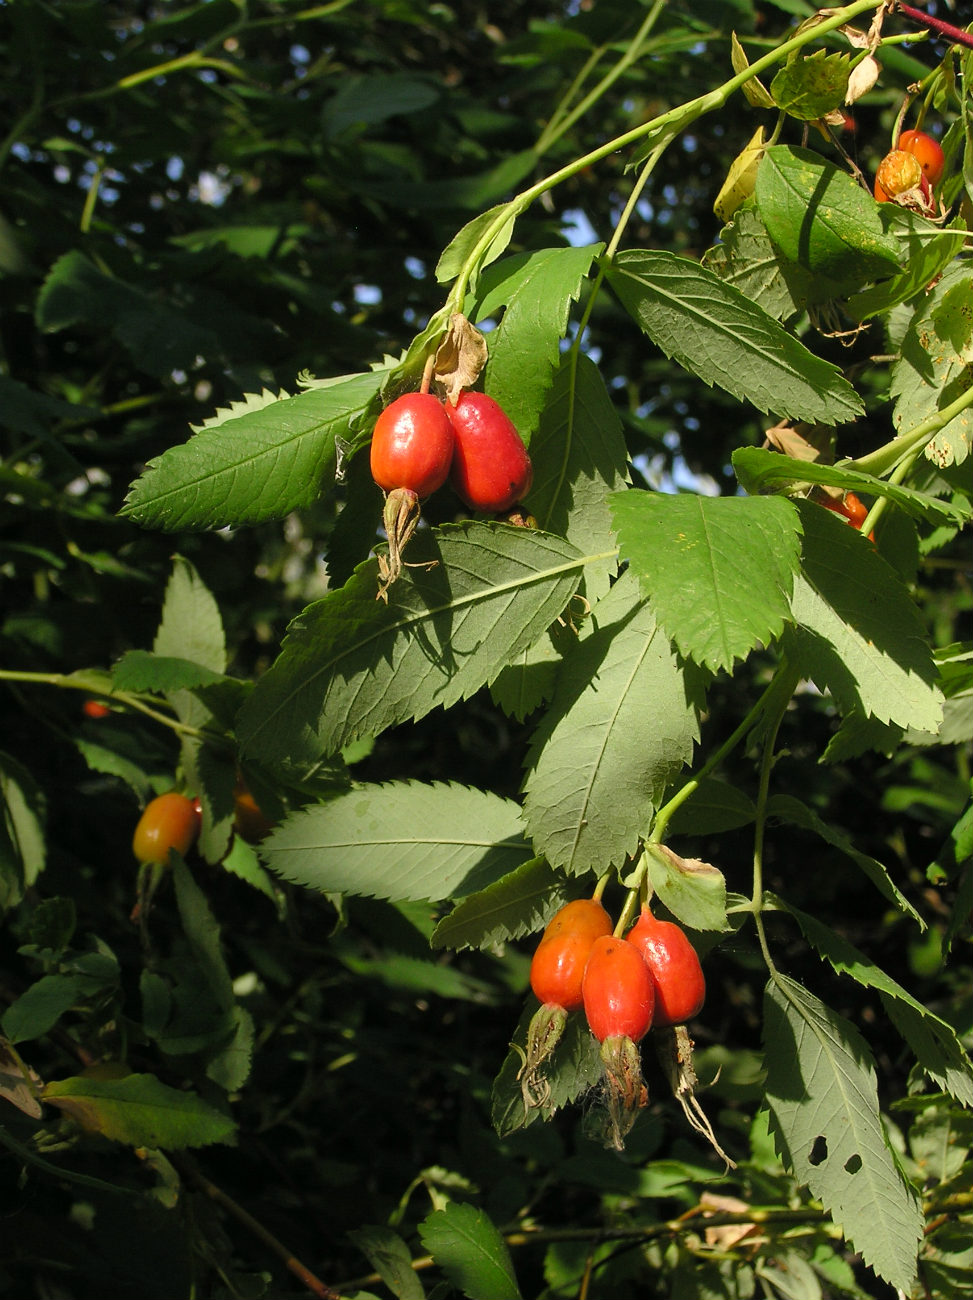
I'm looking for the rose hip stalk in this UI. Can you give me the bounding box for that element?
[581,934,656,1149]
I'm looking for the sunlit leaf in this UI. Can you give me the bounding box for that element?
[260,782,530,903]
[763,976,923,1293]
[605,249,863,423]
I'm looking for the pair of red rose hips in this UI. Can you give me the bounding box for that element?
[370,389,533,515]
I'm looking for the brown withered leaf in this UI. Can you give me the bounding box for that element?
[433,312,488,405]
[764,420,834,464]
[846,54,880,105]
[699,1192,762,1251]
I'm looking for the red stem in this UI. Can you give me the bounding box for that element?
[895,3,973,50]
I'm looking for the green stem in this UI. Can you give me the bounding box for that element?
[749,661,801,975]
[535,45,609,156]
[846,383,973,478]
[0,1125,131,1198]
[650,664,798,847]
[0,669,213,743]
[449,0,883,311]
[535,0,670,156]
[79,163,103,234]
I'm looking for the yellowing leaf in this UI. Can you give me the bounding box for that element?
[714,126,767,222]
[43,1073,236,1149]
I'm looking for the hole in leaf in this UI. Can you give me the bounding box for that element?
[808,1135,827,1166]
[844,1153,862,1175]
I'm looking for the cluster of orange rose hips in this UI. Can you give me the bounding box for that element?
[520,895,707,1144]
[370,389,532,515]
[529,896,706,1047]
[873,127,945,211]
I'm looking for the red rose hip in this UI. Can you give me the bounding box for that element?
[897,129,944,185]
[370,393,454,498]
[530,898,613,1012]
[582,935,655,1043]
[626,905,705,1028]
[132,791,201,866]
[445,391,533,513]
[874,150,930,204]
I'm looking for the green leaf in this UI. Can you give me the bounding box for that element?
[218,834,279,904]
[122,370,384,530]
[43,1073,236,1149]
[766,793,923,924]
[933,279,973,362]
[665,779,756,836]
[259,782,530,903]
[237,523,589,770]
[703,205,826,322]
[74,718,174,805]
[763,976,922,1293]
[846,213,967,321]
[604,249,863,424]
[730,31,775,109]
[337,949,498,1002]
[353,150,539,214]
[418,1202,522,1300]
[523,572,698,875]
[173,859,234,1010]
[152,558,226,786]
[785,502,944,734]
[770,51,849,120]
[0,373,97,441]
[431,857,578,951]
[1,974,83,1044]
[755,147,902,282]
[490,354,628,716]
[645,844,729,932]
[349,1226,426,1300]
[476,245,600,439]
[890,264,973,470]
[610,491,802,672]
[732,447,969,528]
[927,799,973,957]
[435,202,521,290]
[491,1005,602,1137]
[322,73,439,136]
[153,555,225,676]
[0,750,46,913]
[112,650,228,693]
[780,901,973,1105]
[524,352,630,600]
